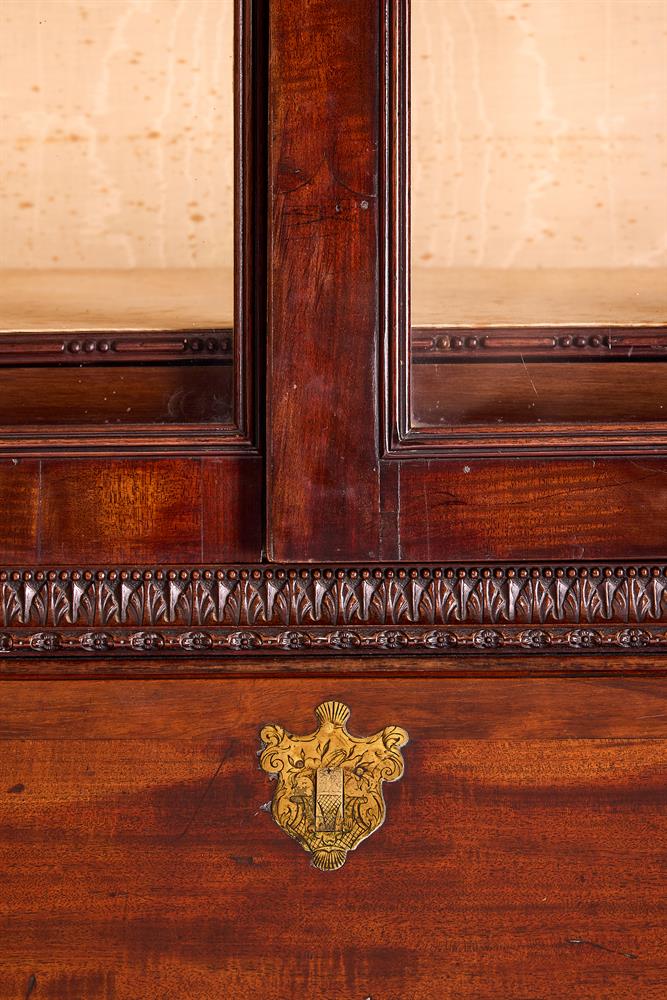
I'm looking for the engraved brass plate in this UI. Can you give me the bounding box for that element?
[259,701,408,870]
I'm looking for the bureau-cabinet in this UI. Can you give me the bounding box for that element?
[0,2,665,998]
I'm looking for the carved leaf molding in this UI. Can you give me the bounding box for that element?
[0,565,665,653]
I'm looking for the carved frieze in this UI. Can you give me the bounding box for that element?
[0,564,665,654]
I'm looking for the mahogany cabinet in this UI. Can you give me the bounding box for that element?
[1,2,665,998]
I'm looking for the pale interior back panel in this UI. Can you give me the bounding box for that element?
[1,0,234,272]
[411,0,667,274]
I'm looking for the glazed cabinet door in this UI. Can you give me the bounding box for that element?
[0,0,264,568]
[267,0,667,579]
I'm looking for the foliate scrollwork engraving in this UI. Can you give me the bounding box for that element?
[259,702,408,870]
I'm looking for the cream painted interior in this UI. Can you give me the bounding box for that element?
[1,0,233,328]
[411,0,667,324]
[3,1,665,330]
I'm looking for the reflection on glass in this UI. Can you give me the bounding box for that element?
[0,0,234,427]
[411,0,667,430]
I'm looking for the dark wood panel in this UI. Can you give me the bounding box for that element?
[397,459,667,561]
[0,678,664,999]
[267,0,381,561]
[412,362,667,427]
[202,456,263,562]
[0,365,233,426]
[0,458,40,562]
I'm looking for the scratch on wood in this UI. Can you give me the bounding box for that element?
[520,353,539,397]
[567,937,638,959]
[628,460,667,479]
[25,974,37,999]
[174,742,233,841]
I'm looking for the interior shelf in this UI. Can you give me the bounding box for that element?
[0,269,235,429]
[411,267,667,330]
[0,268,234,333]
[410,269,667,430]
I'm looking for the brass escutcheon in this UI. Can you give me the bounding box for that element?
[259,701,408,870]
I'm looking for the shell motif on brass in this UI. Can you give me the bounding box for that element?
[259,701,408,870]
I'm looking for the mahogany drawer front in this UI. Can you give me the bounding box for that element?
[1,676,665,1000]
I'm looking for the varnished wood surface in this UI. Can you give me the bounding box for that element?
[0,677,664,999]
[267,0,381,561]
[395,459,667,561]
[41,457,262,564]
[0,459,40,562]
[0,269,233,332]
[412,361,667,427]
[1,653,666,681]
[0,456,262,564]
[0,365,233,426]
[412,268,667,329]
[1,677,665,739]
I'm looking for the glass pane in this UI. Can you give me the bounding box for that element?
[411,0,667,432]
[0,0,234,429]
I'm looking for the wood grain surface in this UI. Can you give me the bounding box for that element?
[2,652,667,681]
[412,362,667,427]
[0,677,665,999]
[0,459,40,562]
[267,0,381,561]
[396,458,667,561]
[0,455,262,564]
[0,366,233,427]
[41,457,262,564]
